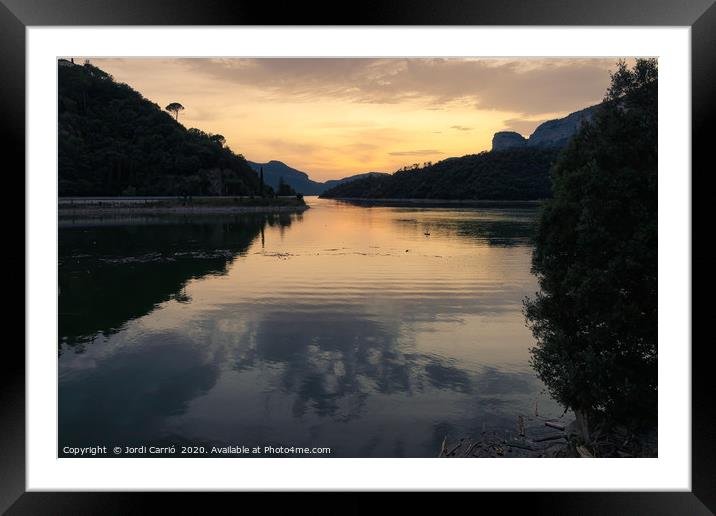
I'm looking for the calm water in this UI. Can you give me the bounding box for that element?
[58,197,563,457]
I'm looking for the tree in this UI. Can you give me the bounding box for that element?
[165,102,185,121]
[58,63,264,196]
[276,176,296,196]
[523,59,658,433]
[187,127,208,138]
[210,134,226,147]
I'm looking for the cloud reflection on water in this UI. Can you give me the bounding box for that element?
[58,200,563,457]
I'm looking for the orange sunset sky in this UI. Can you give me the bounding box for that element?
[85,58,625,182]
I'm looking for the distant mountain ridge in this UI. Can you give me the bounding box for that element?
[492,104,599,151]
[248,160,388,195]
[247,160,324,195]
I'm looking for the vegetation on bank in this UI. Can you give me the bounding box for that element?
[524,59,658,447]
[58,61,271,198]
[320,146,562,201]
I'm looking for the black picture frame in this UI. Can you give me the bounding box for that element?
[3,0,712,512]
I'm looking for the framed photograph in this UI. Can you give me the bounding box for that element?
[6,0,712,512]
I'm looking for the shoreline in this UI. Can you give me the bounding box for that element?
[439,414,657,458]
[59,205,309,216]
[58,196,309,216]
[321,197,544,208]
[439,416,576,458]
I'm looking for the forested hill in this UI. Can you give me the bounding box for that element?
[319,147,562,201]
[58,61,264,196]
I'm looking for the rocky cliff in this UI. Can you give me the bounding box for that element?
[491,131,527,151]
[491,104,599,152]
[527,105,598,148]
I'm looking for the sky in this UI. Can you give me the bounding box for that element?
[86,58,624,182]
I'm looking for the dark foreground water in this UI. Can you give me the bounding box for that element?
[58,197,563,457]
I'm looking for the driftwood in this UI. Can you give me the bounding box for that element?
[576,445,594,458]
[517,415,525,437]
[533,434,566,443]
[439,407,580,458]
[465,442,480,456]
[447,439,464,456]
[505,441,535,451]
[439,436,448,457]
[439,409,655,457]
[545,421,566,431]
[439,437,477,457]
[439,431,567,458]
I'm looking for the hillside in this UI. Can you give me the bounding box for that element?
[320,147,561,201]
[321,172,390,191]
[248,160,389,195]
[58,60,265,197]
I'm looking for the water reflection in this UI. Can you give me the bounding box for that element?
[59,331,222,446]
[59,213,298,349]
[391,210,536,247]
[58,198,563,457]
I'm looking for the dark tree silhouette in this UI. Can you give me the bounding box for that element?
[524,59,658,435]
[165,102,185,122]
[210,134,226,147]
[58,63,264,196]
[276,176,297,196]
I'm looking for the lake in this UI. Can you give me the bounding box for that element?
[58,196,564,457]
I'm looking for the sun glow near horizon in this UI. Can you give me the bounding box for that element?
[84,57,620,182]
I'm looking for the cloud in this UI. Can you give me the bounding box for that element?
[179,57,620,115]
[87,57,630,180]
[258,138,321,155]
[317,121,380,129]
[388,150,444,157]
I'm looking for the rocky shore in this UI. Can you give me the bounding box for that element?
[439,413,657,458]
